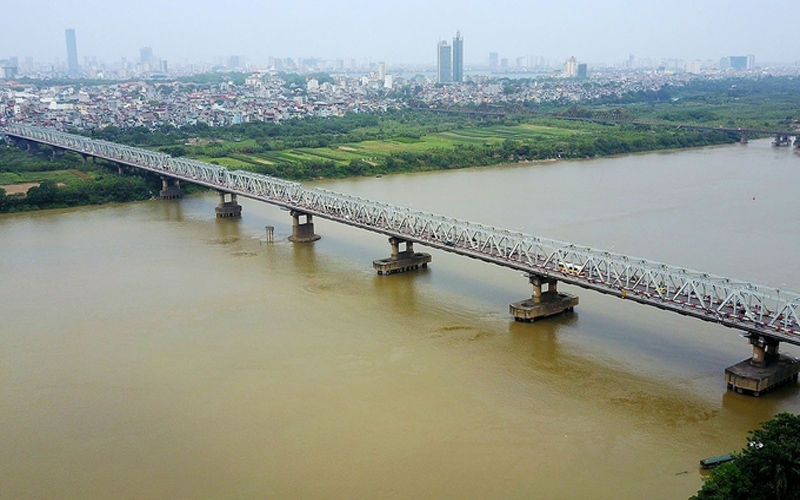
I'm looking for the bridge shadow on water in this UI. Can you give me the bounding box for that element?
[504,314,733,429]
[291,240,321,275]
[506,312,577,369]
[369,267,432,313]
[721,380,800,421]
[156,198,185,222]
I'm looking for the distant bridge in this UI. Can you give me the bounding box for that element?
[5,123,800,394]
[554,111,800,146]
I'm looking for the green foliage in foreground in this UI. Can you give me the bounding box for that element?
[0,145,157,213]
[692,412,800,500]
[0,177,152,213]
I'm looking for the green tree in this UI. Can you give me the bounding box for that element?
[693,413,800,500]
[24,181,59,207]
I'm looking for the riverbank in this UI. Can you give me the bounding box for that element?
[173,119,740,180]
[1,99,771,214]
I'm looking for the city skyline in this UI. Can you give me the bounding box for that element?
[2,0,797,67]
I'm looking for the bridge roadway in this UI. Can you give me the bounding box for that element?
[5,123,800,348]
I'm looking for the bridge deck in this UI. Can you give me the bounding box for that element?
[5,124,800,346]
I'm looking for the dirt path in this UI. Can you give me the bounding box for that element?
[69,169,91,180]
[0,183,39,195]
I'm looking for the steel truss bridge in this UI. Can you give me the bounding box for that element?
[5,123,800,347]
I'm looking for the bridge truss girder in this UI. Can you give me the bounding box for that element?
[5,123,800,345]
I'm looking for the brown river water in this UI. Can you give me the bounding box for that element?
[2,139,800,499]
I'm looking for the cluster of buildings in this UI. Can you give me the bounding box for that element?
[0,73,402,130]
[414,70,696,108]
[2,65,727,132]
[0,28,792,132]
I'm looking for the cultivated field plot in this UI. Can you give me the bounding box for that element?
[0,169,88,186]
[221,123,590,169]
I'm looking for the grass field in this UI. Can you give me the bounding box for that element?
[178,119,661,175]
[193,156,257,169]
[229,123,592,167]
[0,169,87,185]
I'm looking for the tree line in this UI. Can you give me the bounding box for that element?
[0,145,156,213]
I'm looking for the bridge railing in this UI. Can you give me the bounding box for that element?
[5,123,800,343]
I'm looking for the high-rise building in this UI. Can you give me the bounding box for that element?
[437,40,452,84]
[0,61,18,80]
[140,46,154,65]
[564,56,577,77]
[65,28,79,76]
[729,56,747,70]
[489,52,499,69]
[577,63,588,79]
[452,31,463,82]
[722,55,750,71]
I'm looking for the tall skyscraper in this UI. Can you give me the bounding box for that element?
[729,56,748,70]
[65,28,79,76]
[140,46,154,65]
[489,52,499,69]
[437,40,452,84]
[452,31,463,83]
[564,56,577,77]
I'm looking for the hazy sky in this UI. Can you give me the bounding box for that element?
[3,0,793,66]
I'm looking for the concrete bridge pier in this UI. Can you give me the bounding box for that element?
[739,131,748,144]
[215,191,242,218]
[373,237,431,275]
[773,134,790,146]
[794,136,800,148]
[724,335,799,396]
[288,210,321,242]
[509,274,579,321]
[159,177,184,199]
